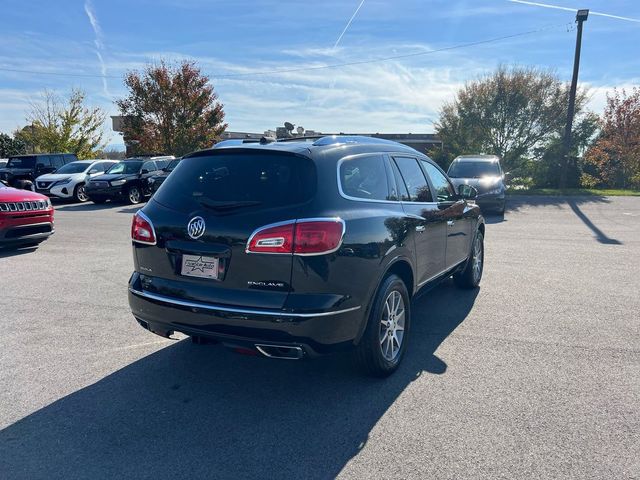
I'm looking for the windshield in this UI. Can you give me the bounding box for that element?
[54,162,90,174]
[6,156,36,168]
[165,159,180,171]
[154,153,316,211]
[448,160,501,178]
[106,161,142,175]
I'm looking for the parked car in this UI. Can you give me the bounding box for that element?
[128,136,484,377]
[85,158,167,205]
[34,159,118,202]
[147,157,182,194]
[0,153,78,190]
[447,155,506,214]
[0,184,54,248]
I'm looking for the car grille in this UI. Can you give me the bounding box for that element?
[0,200,49,212]
[37,181,52,189]
[91,181,109,188]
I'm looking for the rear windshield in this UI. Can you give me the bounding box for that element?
[107,161,142,175]
[154,152,316,210]
[7,156,36,168]
[448,160,500,178]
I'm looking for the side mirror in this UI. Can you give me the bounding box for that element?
[141,169,149,174]
[458,184,477,200]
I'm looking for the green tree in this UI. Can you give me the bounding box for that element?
[15,89,106,159]
[433,66,591,185]
[115,60,227,157]
[0,132,26,157]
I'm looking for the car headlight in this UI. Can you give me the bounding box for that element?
[52,177,72,187]
[110,179,127,186]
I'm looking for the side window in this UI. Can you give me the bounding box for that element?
[142,161,156,173]
[422,161,456,202]
[339,155,391,201]
[393,157,432,202]
[36,156,52,168]
[52,155,64,168]
[63,154,76,164]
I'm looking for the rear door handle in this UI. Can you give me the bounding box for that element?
[415,225,426,232]
[447,220,455,226]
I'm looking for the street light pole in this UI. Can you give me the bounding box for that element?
[560,8,589,189]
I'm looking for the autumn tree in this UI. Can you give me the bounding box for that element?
[116,60,227,156]
[583,88,640,189]
[433,66,591,185]
[15,89,106,159]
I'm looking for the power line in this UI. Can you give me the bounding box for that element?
[0,23,570,81]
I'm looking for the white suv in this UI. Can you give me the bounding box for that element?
[34,159,118,202]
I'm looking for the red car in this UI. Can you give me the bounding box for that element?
[0,183,54,248]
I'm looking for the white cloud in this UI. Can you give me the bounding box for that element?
[84,0,110,98]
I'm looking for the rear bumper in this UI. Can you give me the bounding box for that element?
[128,274,365,355]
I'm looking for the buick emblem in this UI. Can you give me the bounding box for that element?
[187,216,206,240]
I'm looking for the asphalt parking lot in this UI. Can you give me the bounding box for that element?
[1,196,639,479]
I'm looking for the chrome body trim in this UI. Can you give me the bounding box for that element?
[129,287,361,318]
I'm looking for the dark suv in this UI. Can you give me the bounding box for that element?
[128,136,484,376]
[0,153,78,190]
[85,158,168,204]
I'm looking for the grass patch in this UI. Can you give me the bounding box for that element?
[507,188,640,197]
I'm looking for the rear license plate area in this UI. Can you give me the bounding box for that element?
[181,254,219,280]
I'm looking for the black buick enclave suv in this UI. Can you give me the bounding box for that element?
[128,136,485,376]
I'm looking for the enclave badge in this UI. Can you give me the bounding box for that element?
[187,216,206,240]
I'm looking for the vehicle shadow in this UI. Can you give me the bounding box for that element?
[54,202,144,214]
[505,195,622,245]
[0,245,39,258]
[0,281,478,479]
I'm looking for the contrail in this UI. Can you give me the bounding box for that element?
[84,0,111,96]
[333,0,366,48]
[508,0,640,23]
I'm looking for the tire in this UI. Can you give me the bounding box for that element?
[91,196,107,204]
[73,183,89,203]
[356,274,410,377]
[126,185,142,205]
[454,230,484,289]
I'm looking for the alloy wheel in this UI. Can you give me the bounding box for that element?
[379,290,405,361]
[472,234,483,283]
[76,185,88,202]
[129,187,141,204]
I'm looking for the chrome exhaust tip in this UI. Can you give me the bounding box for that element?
[255,344,304,360]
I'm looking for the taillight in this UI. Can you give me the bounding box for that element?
[246,218,344,255]
[246,222,294,254]
[293,220,344,255]
[131,211,156,245]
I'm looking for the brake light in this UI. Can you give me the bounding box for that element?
[131,212,156,245]
[294,220,344,255]
[246,222,294,254]
[246,218,344,255]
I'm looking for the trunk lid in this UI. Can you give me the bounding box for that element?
[134,149,317,309]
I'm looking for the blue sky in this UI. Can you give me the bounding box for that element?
[0,0,639,149]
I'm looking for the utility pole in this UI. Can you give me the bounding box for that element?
[560,8,589,189]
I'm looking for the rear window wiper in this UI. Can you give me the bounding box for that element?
[198,199,262,211]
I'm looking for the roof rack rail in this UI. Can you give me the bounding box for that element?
[311,135,404,147]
